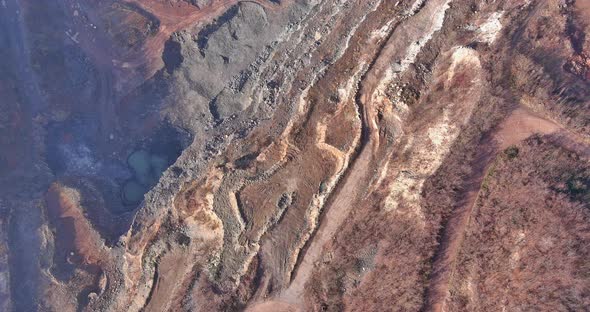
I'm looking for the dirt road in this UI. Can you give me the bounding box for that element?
[424,107,589,312]
[277,0,453,306]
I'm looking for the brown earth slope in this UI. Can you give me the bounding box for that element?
[0,0,589,311]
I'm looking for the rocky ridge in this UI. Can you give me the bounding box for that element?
[0,0,589,311]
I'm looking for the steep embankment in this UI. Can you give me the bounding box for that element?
[1,0,589,311]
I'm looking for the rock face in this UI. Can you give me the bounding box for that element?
[163,1,305,126]
[0,0,589,311]
[188,0,214,8]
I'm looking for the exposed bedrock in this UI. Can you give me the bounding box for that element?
[1,0,589,311]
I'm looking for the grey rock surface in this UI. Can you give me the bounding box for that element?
[163,2,309,128]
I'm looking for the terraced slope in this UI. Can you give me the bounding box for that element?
[0,0,588,311]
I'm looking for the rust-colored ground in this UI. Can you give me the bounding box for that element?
[3,0,590,311]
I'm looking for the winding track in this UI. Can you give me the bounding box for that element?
[280,0,453,306]
[5,0,589,310]
[424,107,590,312]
